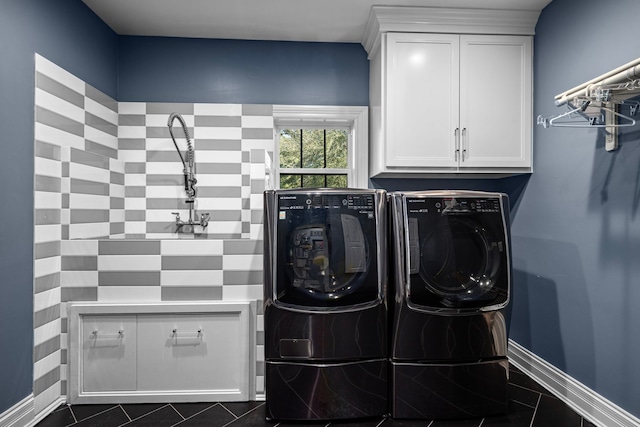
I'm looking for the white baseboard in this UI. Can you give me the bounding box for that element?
[0,395,34,427]
[508,339,640,427]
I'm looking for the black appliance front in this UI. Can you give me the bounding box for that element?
[264,189,387,421]
[389,190,511,419]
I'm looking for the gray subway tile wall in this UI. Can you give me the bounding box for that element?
[33,54,271,418]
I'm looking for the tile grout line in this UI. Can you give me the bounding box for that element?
[168,403,187,421]
[218,402,240,419]
[67,405,78,425]
[529,393,543,427]
[220,402,266,427]
[118,404,133,422]
[118,404,173,427]
[169,402,221,426]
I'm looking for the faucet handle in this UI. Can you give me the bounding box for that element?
[200,212,210,227]
[171,212,181,224]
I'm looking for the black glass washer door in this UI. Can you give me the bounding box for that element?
[275,192,381,310]
[406,196,509,311]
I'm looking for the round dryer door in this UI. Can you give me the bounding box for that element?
[406,196,509,311]
[274,192,382,310]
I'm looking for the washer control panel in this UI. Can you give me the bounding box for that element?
[406,196,501,214]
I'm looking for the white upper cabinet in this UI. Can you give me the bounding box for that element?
[459,35,532,170]
[365,7,537,177]
[385,33,460,169]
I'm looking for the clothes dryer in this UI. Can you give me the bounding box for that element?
[389,190,511,419]
[264,189,388,421]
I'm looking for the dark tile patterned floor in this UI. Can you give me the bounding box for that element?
[36,366,597,427]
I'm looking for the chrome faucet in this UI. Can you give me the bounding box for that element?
[167,113,209,231]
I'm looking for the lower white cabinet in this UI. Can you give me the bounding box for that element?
[137,314,246,392]
[68,302,255,404]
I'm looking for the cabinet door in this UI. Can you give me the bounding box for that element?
[82,315,137,392]
[385,33,459,168]
[137,314,249,394]
[459,35,532,168]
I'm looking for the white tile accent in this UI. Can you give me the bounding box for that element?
[193,174,243,187]
[34,320,61,347]
[34,382,63,416]
[161,239,224,255]
[256,345,265,362]
[85,126,118,150]
[34,288,61,313]
[60,271,99,287]
[35,191,61,210]
[195,150,243,163]
[61,240,98,255]
[223,284,263,301]
[145,186,183,199]
[124,198,146,210]
[69,163,111,183]
[34,350,61,381]
[118,150,147,162]
[98,255,161,271]
[161,270,223,286]
[35,123,84,150]
[223,254,263,271]
[124,222,147,235]
[110,184,125,199]
[118,102,146,115]
[85,97,118,125]
[118,125,147,139]
[98,286,161,302]
[110,158,125,174]
[34,225,62,244]
[123,173,146,190]
[68,194,110,210]
[196,198,243,210]
[35,157,62,179]
[147,137,178,151]
[68,223,110,240]
[194,103,242,116]
[242,116,274,128]
[35,88,84,124]
[145,162,183,175]
[242,139,275,150]
[148,113,194,127]
[256,314,264,331]
[34,257,62,280]
[110,210,125,222]
[36,54,85,95]
[194,127,242,140]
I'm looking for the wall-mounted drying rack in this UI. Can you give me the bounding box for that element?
[537,57,640,151]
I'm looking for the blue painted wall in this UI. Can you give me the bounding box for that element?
[4,0,640,420]
[510,0,640,417]
[0,0,117,414]
[118,36,369,105]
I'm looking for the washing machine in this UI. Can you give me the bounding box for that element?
[389,190,511,419]
[263,188,388,421]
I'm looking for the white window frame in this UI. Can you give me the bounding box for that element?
[272,105,369,189]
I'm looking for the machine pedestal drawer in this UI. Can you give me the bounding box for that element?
[266,359,388,421]
[391,358,508,419]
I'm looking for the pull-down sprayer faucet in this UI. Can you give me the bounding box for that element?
[167,113,209,230]
[167,112,196,201]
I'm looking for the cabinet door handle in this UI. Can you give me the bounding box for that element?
[454,128,460,161]
[171,328,203,336]
[461,128,467,162]
[91,330,124,338]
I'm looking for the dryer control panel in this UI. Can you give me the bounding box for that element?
[407,197,501,215]
[278,193,374,211]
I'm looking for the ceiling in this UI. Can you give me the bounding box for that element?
[82,0,553,44]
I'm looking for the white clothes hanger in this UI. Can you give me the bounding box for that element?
[537,98,636,128]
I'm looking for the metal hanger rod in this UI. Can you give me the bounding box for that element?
[555,57,640,106]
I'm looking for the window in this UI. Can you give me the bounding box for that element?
[273,106,369,189]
